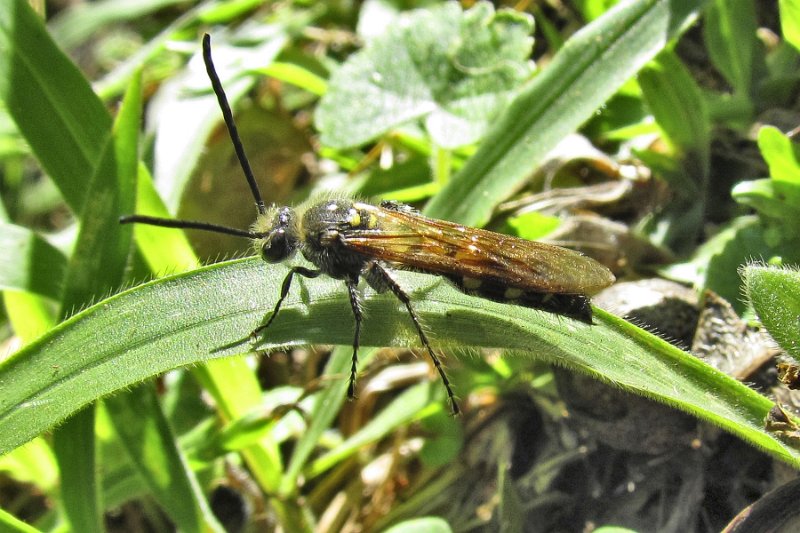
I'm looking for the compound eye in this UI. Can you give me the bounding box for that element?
[261,229,292,263]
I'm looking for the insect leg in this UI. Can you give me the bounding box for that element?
[369,263,460,415]
[251,266,322,339]
[345,278,363,401]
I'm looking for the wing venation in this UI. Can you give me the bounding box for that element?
[340,205,614,295]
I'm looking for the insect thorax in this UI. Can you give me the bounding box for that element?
[299,200,377,279]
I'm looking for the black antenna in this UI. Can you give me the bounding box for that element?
[202,33,267,215]
[120,34,270,239]
[119,215,262,238]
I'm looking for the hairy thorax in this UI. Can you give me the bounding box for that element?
[299,199,376,280]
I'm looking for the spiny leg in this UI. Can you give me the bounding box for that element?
[370,263,460,415]
[345,278,363,400]
[251,266,321,339]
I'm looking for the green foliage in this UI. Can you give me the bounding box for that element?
[781,0,800,51]
[0,0,111,211]
[638,50,710,251]
[2,0,800,531]
[743,264,800,360]
[704,0,759,96]
[733,126,800,227]
[4,257,791,465]
[424,0,704,226]
[316,3,535,149]
[0,224,65,299]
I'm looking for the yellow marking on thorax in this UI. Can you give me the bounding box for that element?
[347,208,361,227]
[351,203,380,229]
[346,207,379,229]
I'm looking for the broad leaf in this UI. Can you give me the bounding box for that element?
[316,2,535,149]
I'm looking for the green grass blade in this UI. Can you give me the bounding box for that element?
[278,345,363,497]
[703,0,757,95]
[51,68,141,533]
[0,506,41,533]
[0,223,66,300]
[0,0,111,212]
[129,140,289,518]
[639,50,710,160]
[307,382,438,478]
[638,50,710,250]
[2,291,57,346]
[59,72,139,314]
[0,259,795,466]
[104,384,224,532]
[129,172,289,502]
[48,0,188,48]
[52,408,100,532]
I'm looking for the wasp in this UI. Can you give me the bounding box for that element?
[121,35,615,415]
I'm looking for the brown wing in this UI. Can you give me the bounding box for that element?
[341,203,615,295]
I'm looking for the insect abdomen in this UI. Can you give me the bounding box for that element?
[448,275,593,323]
